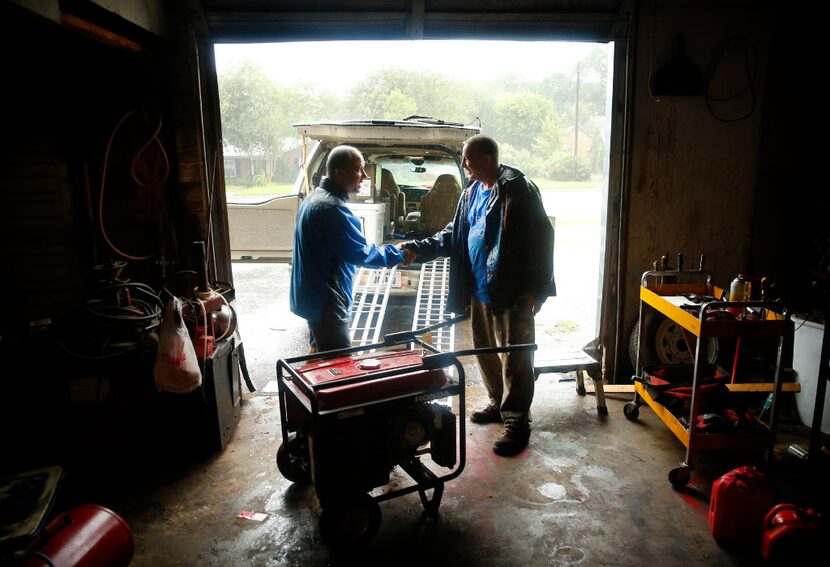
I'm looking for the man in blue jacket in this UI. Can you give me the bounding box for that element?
[290,145,405,352]
[401,134,555,456]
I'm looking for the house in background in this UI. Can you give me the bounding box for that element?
[562,125,593,157]
[223,146,302,184]
[222,146,266,181]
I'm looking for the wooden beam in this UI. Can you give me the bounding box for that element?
[60,12,142,52]
[584,383,801,394]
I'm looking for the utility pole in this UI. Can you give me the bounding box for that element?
[573,61,581,180]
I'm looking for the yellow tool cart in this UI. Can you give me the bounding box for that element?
[624,268,798,488]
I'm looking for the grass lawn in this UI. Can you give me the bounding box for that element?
[225,183,295,196]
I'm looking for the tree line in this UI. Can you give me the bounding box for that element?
[218,45,608,184]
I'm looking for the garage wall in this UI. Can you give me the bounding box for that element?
[616,0,772,378]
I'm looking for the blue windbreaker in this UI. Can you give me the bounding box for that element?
[290,177,403,324]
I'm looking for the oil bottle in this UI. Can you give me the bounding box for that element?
[730,274,748,302]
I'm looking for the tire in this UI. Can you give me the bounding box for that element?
[629,312,719,370]
[319,493,382,549]
[276,433,310,484]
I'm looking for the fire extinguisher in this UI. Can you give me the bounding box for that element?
[19,504,134,567]
[761,503,825,564]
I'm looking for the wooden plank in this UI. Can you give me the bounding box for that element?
[586,384,634,393]
[727,383,800,393]
[60,13,143,52]
[535,360,597,371]
[586,383,800,394]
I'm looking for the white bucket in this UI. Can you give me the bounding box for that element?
[792,315,830,435]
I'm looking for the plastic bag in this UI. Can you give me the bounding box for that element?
[153,297,202,393]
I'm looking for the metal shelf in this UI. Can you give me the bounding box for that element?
[625,269,793,488]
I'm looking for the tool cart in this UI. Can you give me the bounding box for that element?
[624,269,795,488]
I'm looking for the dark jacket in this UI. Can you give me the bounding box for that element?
[409,164,555,314]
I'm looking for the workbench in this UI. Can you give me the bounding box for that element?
[535,348,607,415]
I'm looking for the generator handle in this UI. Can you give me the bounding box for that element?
[276,358,318,412]
[422,343,537,370]
[382,311,470,345]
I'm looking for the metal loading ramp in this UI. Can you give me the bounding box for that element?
[412,258,456,356]
[350,266,398,347]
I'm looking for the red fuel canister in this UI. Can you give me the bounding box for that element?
[21,504,134,567]
[761,503,824,564]
[708,465,775,545]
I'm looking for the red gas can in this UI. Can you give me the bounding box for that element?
[761,503,824,564]
[21,504,134,567]
[708,465,775,545]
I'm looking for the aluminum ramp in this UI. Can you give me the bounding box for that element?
[350,266,398,347]
[412,258,456,356]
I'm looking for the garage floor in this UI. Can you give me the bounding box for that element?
[53,264,827,567]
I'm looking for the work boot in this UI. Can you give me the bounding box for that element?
[470,403,502,424]
[492,417,531,456]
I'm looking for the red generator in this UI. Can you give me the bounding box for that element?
[276,326,533,547]
[708,464,775,545]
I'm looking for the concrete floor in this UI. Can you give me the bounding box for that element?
[55,263,827,566]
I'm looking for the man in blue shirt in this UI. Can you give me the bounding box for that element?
[401,134,555,456]
[290,145,405,352]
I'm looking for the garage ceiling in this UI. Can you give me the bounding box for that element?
[194,0,633,42]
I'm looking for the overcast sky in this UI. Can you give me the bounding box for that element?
[214,40,601,91]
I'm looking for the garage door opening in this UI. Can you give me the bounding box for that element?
[214,39,614,382]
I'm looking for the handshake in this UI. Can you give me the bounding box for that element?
[395,242,417,266]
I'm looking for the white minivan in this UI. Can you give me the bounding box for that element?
[228,117,480,261]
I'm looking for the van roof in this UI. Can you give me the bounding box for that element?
[294,118,481,150]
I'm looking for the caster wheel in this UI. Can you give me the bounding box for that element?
[623,402,639,421]
[576,384,587,396]
[668,465,692,489]
[320,493,381,549]
[276,433,310,484]
[597,406,608,416]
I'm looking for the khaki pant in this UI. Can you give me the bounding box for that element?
[470,297,536,420]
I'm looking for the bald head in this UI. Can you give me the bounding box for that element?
[464,134,499,164]
[462,134,500,186]
[326,145,366,194]
[327,145,362,177]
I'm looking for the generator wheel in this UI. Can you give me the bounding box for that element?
[319,493,381,549]
[276,433,310,484]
